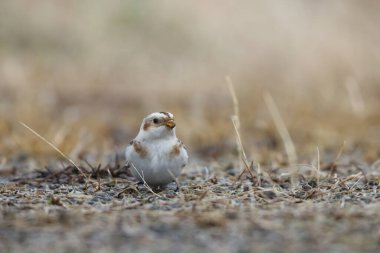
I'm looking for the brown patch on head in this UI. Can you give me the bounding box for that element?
[143,122,151,131]
[170,143,181,157]
[133,141,148,158]
[160,112,172,119]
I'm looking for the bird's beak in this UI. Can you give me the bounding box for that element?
[165,119,176,129]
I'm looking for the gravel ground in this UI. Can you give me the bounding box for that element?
[1,156,380,253]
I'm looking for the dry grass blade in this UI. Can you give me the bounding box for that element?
[19,122,88,179]
[226,76,242,164]
[166,168,182,193]
[263,92,298,186]
[257,162,262,187]
[95,164,101,192]
[325,141,346,176]
[130,163,161,198]
[231,118,255,181]
[345,78,366,117]
[226,76,240,127]
[334,141,346,163]
[117,184,140,198]
[317,146,320,187]
[0,157,6,170]
[226,76,256,181]
[341,172,362,183]
[197,190,208,201]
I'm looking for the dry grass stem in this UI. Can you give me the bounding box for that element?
[19,122,88,179]
[0,157,6,170]
[226,76,240,128]
[317,146,320,187]
[345,78,366,117]
[371,159,380,172]
[226,76,256,181]
[340,172,362,184]
[130,163,161,197]
[231,118,255,181]
[263,92,298,186]
[334,141,346,163]
[95,164,101,192]
[166,168,182,193]
[226,76,243,167]
[117,184,140,197]
[326,141,346,176]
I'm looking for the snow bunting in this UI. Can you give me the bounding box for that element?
[125,112,188,186]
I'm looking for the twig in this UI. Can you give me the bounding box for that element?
[331,172,363,190]
[263,92,298,187]
[341,172,362,184]
[117,183,140,198]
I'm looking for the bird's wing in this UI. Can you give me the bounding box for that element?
[177,138,187,151]
[125,140,135,161]
[124,140,135,177]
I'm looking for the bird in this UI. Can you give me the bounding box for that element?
[125,112,188,187]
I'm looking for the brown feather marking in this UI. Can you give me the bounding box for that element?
[160,112,172,118]
[170,142,181,157]
[179,140,186,150]
[133,141,148,158]
[143,122,151,131]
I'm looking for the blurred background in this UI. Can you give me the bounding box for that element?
[1,1,380,167]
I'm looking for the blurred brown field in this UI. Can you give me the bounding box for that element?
[1,1,380,164]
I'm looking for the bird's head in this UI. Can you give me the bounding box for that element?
[137,112,176,140]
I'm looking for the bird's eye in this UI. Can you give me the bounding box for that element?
[153,118,159,124]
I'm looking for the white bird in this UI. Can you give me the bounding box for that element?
[125,112,188,186]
